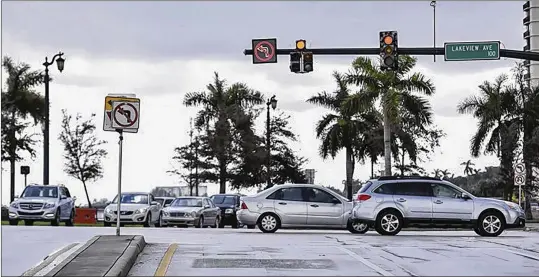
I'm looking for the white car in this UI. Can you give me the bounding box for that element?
[103,192,163,227]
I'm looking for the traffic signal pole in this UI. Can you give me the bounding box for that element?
[244,47,539,61]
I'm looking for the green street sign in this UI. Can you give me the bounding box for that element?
[444,41,500,61]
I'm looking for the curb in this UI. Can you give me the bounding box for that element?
[21,243,79,276]
[44,236,101,276]
[104,235,146,277]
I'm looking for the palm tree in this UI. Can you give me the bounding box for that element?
[1,56,46,202]
[183,72,263,193]
[345,55,436,176]
[306,71,377,200]
[457,74,519,200]
[460,160,476,176]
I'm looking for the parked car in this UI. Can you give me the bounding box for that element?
[8,184,76,226]
[351,176,526,237]
[210,194,242,228]
[155,196,175,207]
[237,183,367,233]
[161,196,221,228]
[103,192,163,227]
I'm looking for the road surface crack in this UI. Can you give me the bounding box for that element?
[380,248,429,262]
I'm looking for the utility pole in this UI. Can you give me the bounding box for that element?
[431,1,437,62]
[189,118,194,196]
[266,95,277,188]
[194,128,199,196]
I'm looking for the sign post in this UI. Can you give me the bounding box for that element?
[103,94,140,236]
[514,162,526,207]
[444,41,501,61]
[20,166,30,187]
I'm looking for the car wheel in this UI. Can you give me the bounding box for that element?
[143,213,152,227]
[196,216,204,228]
[347,219,369,234]
[258,213,279,233]
[155,212,163,228]
[9,219,18,226]
[231,221,238,229]
[477,211,505,237]
[65,210,75,226]
[104,221,111,227]
[375,210,403,236]
[51,209,61,226]
[212,217,220,228]
[24,220,34,226]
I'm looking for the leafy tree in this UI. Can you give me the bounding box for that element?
[58,109,108,208]
[183,72,263,193]
[1,56,46,202]
[306,71,377,200]
[461,160,476,176]
[345,55,436,176]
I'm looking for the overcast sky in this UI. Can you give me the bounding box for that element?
[1,1,525,204]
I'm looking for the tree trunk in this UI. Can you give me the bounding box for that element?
[81,180,92,208]
[400,145,405,176]
[10,157,16,203]
[219,159,227,194]
[370,157,374,178]
[345,147,354,201]
[382,105,392,176]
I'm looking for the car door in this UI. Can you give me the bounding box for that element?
[268,187,308,226]
[59,188,69,218]
[431,183,474,222]
[149,194,159,221]
[305,187,344,227]
[202,199,213,224]
[391,182,433,223]
[208,198,219,218]
[63,188,74,216]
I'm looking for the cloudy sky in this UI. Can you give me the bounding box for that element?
[1,1,525,205]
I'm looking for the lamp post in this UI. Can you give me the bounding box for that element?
[42,52,65,186]
[266,95,277,188]
[430,1,437,62]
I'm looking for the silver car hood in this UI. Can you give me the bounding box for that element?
[16,198,56,205]
[164,206,202,213]
[105,203,149,211]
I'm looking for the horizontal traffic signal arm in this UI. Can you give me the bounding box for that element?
[244,47,539,61]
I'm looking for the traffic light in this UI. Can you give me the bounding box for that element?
[296,39,306,51]
[290,52,301,73]
[302,52,313,72]
[379,31,398,71]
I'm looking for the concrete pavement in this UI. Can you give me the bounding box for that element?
[3,226,539,276]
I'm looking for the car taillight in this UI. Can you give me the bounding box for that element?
[357,194,371,202]
[241,202,248,209]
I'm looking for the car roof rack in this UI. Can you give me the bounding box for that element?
[377,176,442,181]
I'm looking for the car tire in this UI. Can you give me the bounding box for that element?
[231,221,239,229]
[257,213,280,233]
[104,221,111,227]
[477,211,505,237]
[51,209,61,226]
[155,212,163,228]
[347,219,369,234]
[375,210,403,236]
[9,219,18,226]
[24,220,34,226]
[143,213,152,227]
[195,216,204,228]
[473,227,482,236]
[65,210,75,226]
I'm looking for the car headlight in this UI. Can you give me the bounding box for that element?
[505,202,522,212]
[135,208,147,214]
[43,203,55,209]
[190,211,196,217]
[225,208,234,214]
[105,208,113,214]
[10,202,18,208]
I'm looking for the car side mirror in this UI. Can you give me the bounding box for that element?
[151,201,159,206]
[461,193,471,200]
[72,196,77,201]
[204,205,210,209]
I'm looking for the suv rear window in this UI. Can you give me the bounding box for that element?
[358,182,373,193]
[373,183,394,195]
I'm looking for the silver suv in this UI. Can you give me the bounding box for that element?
[8,184,76,226]
[351,176,526,237]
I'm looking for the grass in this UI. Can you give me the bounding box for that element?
[1,220,144,227]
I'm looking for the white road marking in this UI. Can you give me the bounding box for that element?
[336,246,394,276]
[503,249,539,261]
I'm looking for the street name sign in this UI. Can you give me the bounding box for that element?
[444,41,500,61]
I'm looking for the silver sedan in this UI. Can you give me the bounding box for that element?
[161,197,221,228]
[237,183,368,233]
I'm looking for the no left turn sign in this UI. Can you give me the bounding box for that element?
[252,38,277,64]
[514,162,526,175]
[112,101,140,131]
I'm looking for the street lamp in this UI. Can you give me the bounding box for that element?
[266,95,277,188]
[42,52,65,185]
[430,1,437,62]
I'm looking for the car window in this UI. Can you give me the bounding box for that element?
[306,188,339,203]
[155,198,164,205]
[393,182,432,197]
[149,194,155,203]
[64,188,71,198]
[358,182,373,194]
[208,199,216,208]
[432,183,461,198]
[268,187,305,201]
[22,186,58,198]
[373,183,394,195]
[164,199,174,206]
[59,188,67,197]
[211,195,236,205]
[113,194,149,204]
[171,198,202,207]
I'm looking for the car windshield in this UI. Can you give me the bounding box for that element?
[171,198,202,207]
[112,194,148,204]
[211,195,235,205]
[22,186,58,198]
[154,198,164,205]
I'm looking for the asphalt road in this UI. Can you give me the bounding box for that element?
[2,226,539,276]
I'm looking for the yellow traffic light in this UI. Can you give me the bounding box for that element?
[296,40,306,50]
[383,36,393,45]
